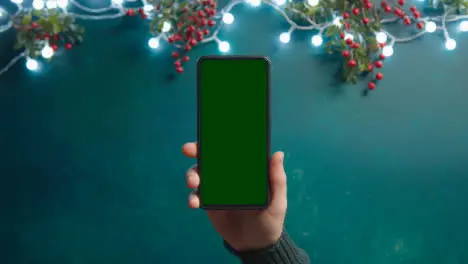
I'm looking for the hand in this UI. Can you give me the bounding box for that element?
[182,142,288,252]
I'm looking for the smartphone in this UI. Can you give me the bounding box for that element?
[197,55,270,210]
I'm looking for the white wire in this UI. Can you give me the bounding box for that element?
[0,0,466,77]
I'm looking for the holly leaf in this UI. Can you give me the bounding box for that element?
[21,14,32,25]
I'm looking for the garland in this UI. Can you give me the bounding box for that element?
[0,0,467,93]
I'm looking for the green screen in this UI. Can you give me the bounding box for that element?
[198,56,269,208]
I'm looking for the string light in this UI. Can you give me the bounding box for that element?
[111,0,123,5]
[333,17,341,26]
[445,38,456,50]
[426,21,437,33]
[218,41,230,52]
[307,0,319,7]
[57,0,68,9]
[148,37,159,49]
[11,0,23,4]
[460,21,468,32]
[382,46,393,57]
[344,33,353,41]
[247,0,261,7]
[161,21,171,32]
[41,45,54,59]
[25,58,39,71]
[311,35,323,46]
[279,32,290,43]
[275,0,286,5]
[222,13,234,25]
[46,1,57,9]
[33,0,45,9]
[144,4,154,12]
[375,32,387,44]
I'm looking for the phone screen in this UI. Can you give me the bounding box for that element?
[197,56,270,209]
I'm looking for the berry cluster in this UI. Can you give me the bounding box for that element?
[381,0,424,30]
[31,23,74,52]
[126,7,149,19]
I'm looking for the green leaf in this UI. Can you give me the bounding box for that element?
[21,15,32,25]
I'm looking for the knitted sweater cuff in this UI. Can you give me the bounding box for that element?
[224,231,309,264]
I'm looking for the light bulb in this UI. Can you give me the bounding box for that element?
[275,0,286,5]
[41,46,54,59]
[11,0,23,4]
[426,21,436,33]
[375,32,387,44]
[33,0,45,9]
[26,58,39,71]
[57,0,68,8]
[218,41,230,52]
[279,32,290,43]
[112,0,123,5]
[222,13,234,25]
[0,8,5,17]
[459,21,468,32]
[248,0,261,7]
[307,0,319,6]
[311,35,323,46]
[333,17,341,26]
[445,38,456,50]
[162,21,171,32]
[144,4,154,12]
[148,37,159,49]
[344,33,353,41]
[46,0,57,8]
[382,46,393,57]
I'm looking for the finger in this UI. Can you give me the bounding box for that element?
[188,192,200,209]
[186,165,200,189]
[182,142,197,158]
[269,151,287,208]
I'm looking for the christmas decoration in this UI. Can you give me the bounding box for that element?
[0,0,468,93]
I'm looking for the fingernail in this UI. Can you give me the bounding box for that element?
[279,151,284,163]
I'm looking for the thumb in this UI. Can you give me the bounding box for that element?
[269,151,287,208]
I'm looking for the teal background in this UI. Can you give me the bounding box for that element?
[1,0,468,263]
[199,57,269,207]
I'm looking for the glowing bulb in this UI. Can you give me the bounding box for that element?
[333,17,341,26]
[33,0,45,9]
[26,58,39,71]
[311,35,323,46]
[275,0,286,5]
[382,46,393,57]
[248,0,261,7]
[0,8,5,17]
[222,13,234,24]
[344,33,353,41]
[46,0,57,8]
[144,4,154,12]
[375,32,387,44]
[279,32,290,43]
[459,21,468,32]
[112,0,123,5]
[41,46,54,59]
[445,38,456,50]
[426,21,436,33]
[218,41,230,52]
[57,0,68,8]
[162,21,171,32]
[307,0,319,6]
[148,37,159,49]
[11,0,23,4]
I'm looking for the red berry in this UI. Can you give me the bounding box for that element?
[35,35,41,40]
[200,18,207,26]
[394,8,403,16]
[197,35,204,41]
[203,29,210,35]
[138,8,143,13]
[375,61,383,68]
[198,10,205,17]
[345,22,351,29]
[352,43,360,49]
[404,17,411,25]
[174,60,182,67]
[44,33,50,39]
[416,22,424,29]
[188,25,195,32]
[376,72,383,80]
[413,11,420,18]
[176,67,184,73]
[352,8,360,15]
[339,32,345,39]
[168,36,174,43]
[31,22,38,28]
[368,82,376,90]
[51,44,59,51]
[342,50,350,57]
[184,45,192,51]
[208,20,215,27]
[348,59,357,67]
[410,6,417,12]
[343,12,350,19]
[365,2,372,9]
[384,5,392,12]
[362,18,370,25]
[183,56,190,62]
[398,0,405,5]
[172,51,179,58]
[380,1,387,7]
[209,9,216,16]
[190,38,197,46]
[65,43,72,50]
[367,64,373,72]
[346,38,353,45]
[175,34,182,41]
[183,7,189,12]
[379,54,385,60]
[126,9,135,16]
[140,14,147,20]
